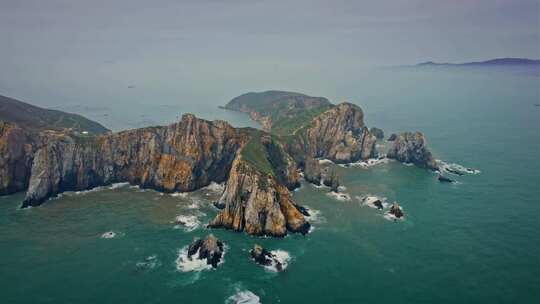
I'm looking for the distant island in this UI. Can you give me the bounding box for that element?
[0,94,109,135]
[412,57,540,67]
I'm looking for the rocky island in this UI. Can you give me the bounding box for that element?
[0,90,440,237]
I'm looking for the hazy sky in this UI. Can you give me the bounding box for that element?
[0,0,538,111]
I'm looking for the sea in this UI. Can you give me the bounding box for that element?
[0,66,539,303]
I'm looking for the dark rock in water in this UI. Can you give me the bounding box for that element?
[250,244,283,271]
[213,201,225,210]
[294,204,310,217]
[373,200,384,210]
[389,202,404,218]
[387,133,397,141]
[438,175,454,183]
[370,127,384,140]
[445,168,464,176]
[386,132,438,171]
[187,234,224,268]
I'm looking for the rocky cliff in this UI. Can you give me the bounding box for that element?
[0,122,37,195]
[208,154,310,237]
[290,103,377,163]
[22,114,246,207]
[386,132,438,170]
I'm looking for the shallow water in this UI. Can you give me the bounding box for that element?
[0,67,539,303]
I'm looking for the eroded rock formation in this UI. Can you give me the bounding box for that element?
[291,103,377,163]
[22,114,246,207]
[208,155,310,236]
[386,132,438,170]
[187,234,224,268]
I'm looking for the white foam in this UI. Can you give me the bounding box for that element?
[109,182,129,190]
[384,205,405,221]
[225,290,261,304]
[204,182,225,193]
[318,158,334,164]
[337,185,347,192]
[73,186,105,195]
[326,191,352,201]
[437,160,481,175]
[264,250,291,272]
[357,195,389,209]
[101,231,117,239]
[175,246,212,272]
[136,255,161,270]
[173,215,200,231]
[303,206,325,224]
[339,157,390,168]
[176,245,226,272]
[170,192,189,198]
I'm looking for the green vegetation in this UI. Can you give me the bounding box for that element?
[271,104,334,136]
[0,95,109,134]
[240,130,275,176]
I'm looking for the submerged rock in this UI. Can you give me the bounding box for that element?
[187,234,224,268]
[369,127,384,140]
[386,132,438,170]
[389,202,404,218]
[438,175,454,183]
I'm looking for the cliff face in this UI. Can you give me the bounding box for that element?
[386,132,438,170]
[0,122,37,195]
[209,155,310,237]
[22,114,246,207]
[291,103,377,163]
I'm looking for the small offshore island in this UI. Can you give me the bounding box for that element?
[0,90,460,238]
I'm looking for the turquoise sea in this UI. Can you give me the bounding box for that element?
[1,67,539,303]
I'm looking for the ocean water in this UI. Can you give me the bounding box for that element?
[0,67,539,303]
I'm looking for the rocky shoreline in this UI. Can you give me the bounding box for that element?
[1,91,444,237]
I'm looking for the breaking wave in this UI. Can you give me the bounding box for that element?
[326,191,352,201]
[136,255,161,270]
[437,160,480,175]
[176,245,226,272]
[173,215,200,231]
[225,289,261,304]
[101,231,117,239]
[357,195,389,209]
[264,250,291,272]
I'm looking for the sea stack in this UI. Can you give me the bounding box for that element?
[386,132,438,170]
[187,234,224,268]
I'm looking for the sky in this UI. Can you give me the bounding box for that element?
[0,0,538,111]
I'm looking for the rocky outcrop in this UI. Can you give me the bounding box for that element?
[208,155,310,237]
[369,127,384,140]
[322,167,340,192]
[262,136,300,190]
[386,132,438,170]
[389,202,404,218]
[250,244,283,271]
[187,234,224,268]
[0,122,36,195]
[22,114,246,207]
[291,103,376,163]
[303,157,321,186]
